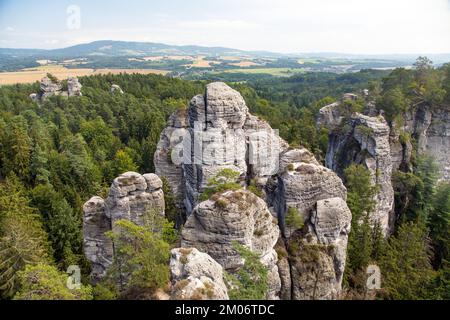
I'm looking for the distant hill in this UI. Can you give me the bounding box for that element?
[0,40,277,59]
[1,40,449,78]
[1,40,450,63]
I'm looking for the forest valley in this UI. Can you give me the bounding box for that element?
[0,57,449,300]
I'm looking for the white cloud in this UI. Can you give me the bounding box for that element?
[178,19,260,30]
[5,26,14,32]
[3,0,450,54]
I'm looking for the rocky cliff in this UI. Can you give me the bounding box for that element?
[318,95,450,234]
[30,76,82,102]
[181,189,281,299]
[390,104,450,181]
[84,82,353,300]
[153,82,352,300]
[83,172,165,281]
[318,99,395,234]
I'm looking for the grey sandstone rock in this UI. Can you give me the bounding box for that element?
[67,77,82,96]
[110,84,124,94]
[181,189,281,299]
[82,196,113,282]
[83,172,165,280]
[319,105,394,234]
[170,248,228,300]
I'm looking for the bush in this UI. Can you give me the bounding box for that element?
[14,263,92,300]
[225,242,269,300]
[200,169,242,201]
[285,207,304,235]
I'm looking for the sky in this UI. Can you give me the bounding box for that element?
[1,0,450,54]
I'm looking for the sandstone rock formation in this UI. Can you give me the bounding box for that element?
[273,149,348,237]
[82,196,114,281]
[181,189,281,299]
[155,82,287,218]
[318,100,395,234]
[83,171,165,281]
[83,82,354,300]
[281,198,351,300]
[269,147,352,299]
[30,76,82,102]
[170,248,228,300]
[110,84,124,94]
[154,109,189,222]
[390,105,450,181]
[68,77,82,97]
[153,82,353,300]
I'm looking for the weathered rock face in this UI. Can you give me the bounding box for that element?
[268,146,351,300]
[154,109,189,224]
[68,77,82,97]
[30,76,82,102]
[153,83,352,300]
[394,105,450,182]
[83,172,165,281]
[155,82,286,217]
[105,172,165,228]
[82,197,113,281]
[181,189,281,299]
[170,248,228,300]
[319,101,395,234]
[40,76,63,99]
[110,84,124,94]
[419,106,450,181]
[288,197,351,300]
[273,149,347,237]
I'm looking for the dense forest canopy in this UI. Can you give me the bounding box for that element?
[0,61,449,299]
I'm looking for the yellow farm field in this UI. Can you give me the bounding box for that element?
[0,65,169,85]
[229,61,261,67]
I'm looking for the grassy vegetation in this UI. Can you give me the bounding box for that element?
[221,68,306,76]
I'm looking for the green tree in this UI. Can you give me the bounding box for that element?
[14,263,92,300]
[105,219,171,298]
[111,149,138,178]
[407,156,438,222]
[380,221,436,299]
[377,87,408,122]
[0,176,51,298]
[225,242,269,300]
[31,184,83,267]
[161,177,179,225]
[200,169,241,201]
[0,116,32,179]
[428,182,450,268]
[343,164,379,288]
[285,207,304,235]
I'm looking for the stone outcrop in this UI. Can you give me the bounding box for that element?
[319,96,450,236]
[170,248,228,300]
[30,76,82,102]
[152,82,353,300]
[271,148,347,236]
[154,109,189,224]
[268,147,351,299]
[82,197,114,281]
[110,84,124,94]
[287,197,351,300]
[155,82,287,218]
[83,171,165,281]
[181,189,281,299]
[390,105,450,181]
[68,77,82,97]
[318,100,394,234]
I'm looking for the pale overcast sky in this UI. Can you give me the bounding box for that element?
[1,0,449,54]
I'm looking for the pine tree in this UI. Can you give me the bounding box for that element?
[0,176,51,298]
[380,221,436,299]
[14,263,92,300]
